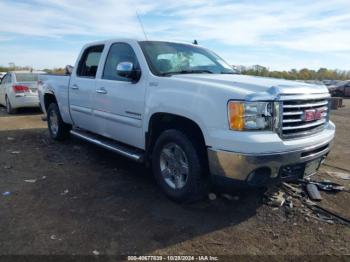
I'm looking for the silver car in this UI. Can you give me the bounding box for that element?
[0,71,42,114]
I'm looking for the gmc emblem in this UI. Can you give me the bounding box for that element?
[303,109,325,122]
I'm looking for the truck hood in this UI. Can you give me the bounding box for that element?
[171,74,329,100]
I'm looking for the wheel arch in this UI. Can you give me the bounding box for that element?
[146,112,207,159]
[43,92,57,111]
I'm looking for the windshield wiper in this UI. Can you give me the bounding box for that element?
[160,70,213,76]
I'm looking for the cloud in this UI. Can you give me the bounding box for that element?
[0,0,156,38]
[146,0,350,52]
[0,0,349,69]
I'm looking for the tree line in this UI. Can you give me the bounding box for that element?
[237,65,350,80]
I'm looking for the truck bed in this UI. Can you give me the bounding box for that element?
[39,74,70,86]
[38,74,71,124]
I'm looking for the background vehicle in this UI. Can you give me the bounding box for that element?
[39,39,335,202]
[330,80,350,97]
[0,71,43,114]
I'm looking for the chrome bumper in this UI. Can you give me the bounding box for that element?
[207,140,333,185]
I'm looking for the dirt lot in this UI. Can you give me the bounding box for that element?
[0,102,349,259]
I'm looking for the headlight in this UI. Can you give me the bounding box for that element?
[228,101,273,131]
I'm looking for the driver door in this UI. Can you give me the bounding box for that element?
[94,42,146,149]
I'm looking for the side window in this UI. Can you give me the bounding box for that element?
[102,43,139,81]
[77,45,104,78]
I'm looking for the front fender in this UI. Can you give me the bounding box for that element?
[144,83,224,146]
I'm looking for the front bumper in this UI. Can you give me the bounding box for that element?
[208,138,333,186]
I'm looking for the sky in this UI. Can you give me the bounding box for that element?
[0,0,349,70]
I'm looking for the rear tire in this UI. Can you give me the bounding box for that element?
[47,103,71,141]
[152,129,209,202]
[5,96,16,114]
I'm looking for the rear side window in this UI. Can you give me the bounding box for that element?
[77,45,104,78]
[102,43,139,81]
[15,73,38,82]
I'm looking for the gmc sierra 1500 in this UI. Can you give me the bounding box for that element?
[39,39,335,202]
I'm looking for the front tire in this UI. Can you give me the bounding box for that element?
[5,96,16,114]
[47,103,71,141]
[152,129,208,202]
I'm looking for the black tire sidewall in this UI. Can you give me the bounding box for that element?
[152,129,204,202]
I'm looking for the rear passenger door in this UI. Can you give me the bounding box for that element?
[69,45,104,133]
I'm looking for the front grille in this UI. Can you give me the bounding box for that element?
[281,98,329,139]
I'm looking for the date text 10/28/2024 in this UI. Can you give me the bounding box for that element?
[127,256,219,261]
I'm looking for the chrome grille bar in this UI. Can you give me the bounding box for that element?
[283,111,303,116]
[283,119,302,123]
[282,119,326,130]
[283,101,328,108]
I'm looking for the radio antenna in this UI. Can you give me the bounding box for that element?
[136,11,148,40]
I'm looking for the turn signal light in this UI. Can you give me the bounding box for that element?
[228,101,244,130]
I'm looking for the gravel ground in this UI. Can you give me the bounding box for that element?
[0,102,349,259]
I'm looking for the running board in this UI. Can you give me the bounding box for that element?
[70,130,144,162]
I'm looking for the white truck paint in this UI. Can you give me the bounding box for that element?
[39,39,335,201]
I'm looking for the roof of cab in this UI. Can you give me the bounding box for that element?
[83,38,199,47]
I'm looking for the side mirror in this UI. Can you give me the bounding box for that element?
[116,62,133,77]
[116,62,141,82]
[65,65,73,75]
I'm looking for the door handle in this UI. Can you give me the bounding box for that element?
[71,84,79,90]
[96,87,107,94]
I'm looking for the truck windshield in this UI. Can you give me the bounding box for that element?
[15,73,39,82]
[139,41,236,76]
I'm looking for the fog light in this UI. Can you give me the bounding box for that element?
[247,167,271,186]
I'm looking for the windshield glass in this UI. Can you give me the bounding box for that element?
[15,73,39,82]
[139,41,236,76]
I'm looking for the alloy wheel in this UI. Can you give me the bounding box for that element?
[159,142,189,189]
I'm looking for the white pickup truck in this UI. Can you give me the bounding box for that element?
[39,39,335,202]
